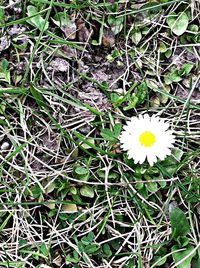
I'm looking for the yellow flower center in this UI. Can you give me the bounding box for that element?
[139,131,156,147]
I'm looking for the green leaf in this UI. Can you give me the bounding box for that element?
[192,257,200,268]
[81,232,94,245]
[103,243,112,257]
[172,245,196,268]
[167,12,189,36]
[159,42,168,53]
[84,244,99,254]
[181,63,194,76]
[132,29,142,45]
[177,236,189,247]
[66,256,79,264]
[81,236,90,245]
[136,82,147,104]
[135,176,144,190]
[69,186,77,195]
[77,241,85,253]
[142,27,149,35]
[100,128,117,142]
[146,79,159,90]
[108,16,124,35]
[27,5,49,31]
[40,243,48,256]
[159,148,183,176]
[164,70,182,85]
[74,166,88,175]
[110,92,122,105]
[114,123,122,138]
[170,207,190,239]
[80,185,94,198]
[172,148,184,161]
[44,199,55,210]
[0,59,10,83]
[110,238,121,251]
[0,8,4,20]
[45,181,56,194]
[158,179,166,188]
[153,256,167,266]
[74,166,89,181]
[165,49,172,58]
[2,59,9,72]
[141,2,161,14]
[146,181,158,193]
[189,24,199,33]
[123,94,138,110]
[81,138,95,149]
[30,85,46,107]
[31,184,43,199]
[87,231,94,242]
[144,175,158,193]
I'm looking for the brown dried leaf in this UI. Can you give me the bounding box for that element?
[76,19,92,43]
[61,20,76,39]
[44,200,55,210]
[102,28,115,48]
[61,204,78,213]
[150,95,160,108]
[53,254,62,267]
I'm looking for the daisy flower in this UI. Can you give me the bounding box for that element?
[119,114,175,166]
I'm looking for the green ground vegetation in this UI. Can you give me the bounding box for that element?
[0,0,200,267]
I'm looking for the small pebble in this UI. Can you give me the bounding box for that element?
[1,142,10,150]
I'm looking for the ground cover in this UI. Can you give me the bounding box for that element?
[0,0,200,267]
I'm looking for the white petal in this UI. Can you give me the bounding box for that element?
[138,152,147,164]
[147,152,157,166]
[127,150,139,163]
[156,150,169,161]
[143,114,150,121]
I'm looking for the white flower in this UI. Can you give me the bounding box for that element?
[120,114,175,166]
